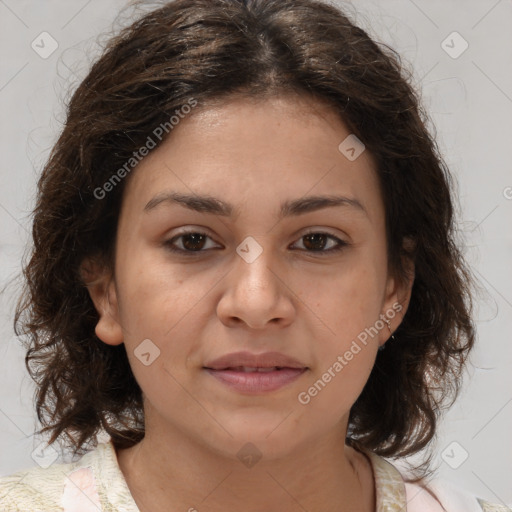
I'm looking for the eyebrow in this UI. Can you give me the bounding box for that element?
[144,191,368,219]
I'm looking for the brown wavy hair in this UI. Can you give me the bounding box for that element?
[15,0,475,483]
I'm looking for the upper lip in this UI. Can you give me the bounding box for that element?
[203,351,307,370]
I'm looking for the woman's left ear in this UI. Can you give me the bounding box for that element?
[381,239,416,341]
[80,257,124,346]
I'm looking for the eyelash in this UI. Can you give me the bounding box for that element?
[163,229,348,256]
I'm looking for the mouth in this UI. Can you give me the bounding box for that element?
[202,366,308,393]
[202,351,308,393]
[204,366,299,372]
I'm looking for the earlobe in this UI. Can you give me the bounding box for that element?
[380,250,415,345]
[80,258,124,346]
[389,262,415,314]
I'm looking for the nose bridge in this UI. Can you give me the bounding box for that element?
[217,235,295,328]
[233,236,279,298]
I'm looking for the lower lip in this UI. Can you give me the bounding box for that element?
[204,368,307,393]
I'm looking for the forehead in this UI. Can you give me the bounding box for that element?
[120,94,382,221]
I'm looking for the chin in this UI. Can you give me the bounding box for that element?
[208,414,306,461]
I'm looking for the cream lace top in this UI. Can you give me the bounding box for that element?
[0,441,509,511]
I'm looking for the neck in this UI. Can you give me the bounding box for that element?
[116,422,375,512]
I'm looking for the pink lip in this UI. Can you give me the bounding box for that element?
[204,350,306,370]
[204,367,308,393]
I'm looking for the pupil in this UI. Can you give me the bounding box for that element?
[183,233,205,251]
[304,233,326,251]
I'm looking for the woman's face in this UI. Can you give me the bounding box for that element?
[89,94,411,460]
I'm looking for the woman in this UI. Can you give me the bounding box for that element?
[0,0,507,510]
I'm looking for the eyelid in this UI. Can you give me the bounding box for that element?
[290,230,348,254]
[164,228,221,253]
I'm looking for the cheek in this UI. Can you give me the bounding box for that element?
[294,254,384,405]
[295,346,375,433]
[115,255,224,381]
[116,247,205,333]
[297,278,380,420]
[298,259,385,345]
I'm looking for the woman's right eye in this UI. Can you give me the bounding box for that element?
[164,231,220,254]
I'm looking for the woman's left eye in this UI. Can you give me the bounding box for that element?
[163,230,348,255]
[290,232,348,254]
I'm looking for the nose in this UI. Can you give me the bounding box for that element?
[216,244,296,330]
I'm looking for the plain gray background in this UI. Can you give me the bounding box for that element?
[1,0,511,506]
